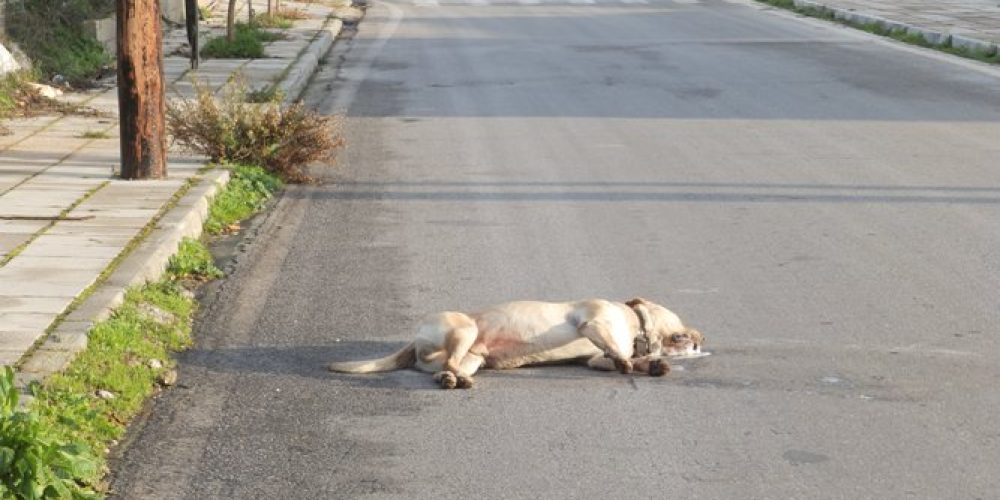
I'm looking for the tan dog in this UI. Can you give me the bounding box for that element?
[328,297,704,389]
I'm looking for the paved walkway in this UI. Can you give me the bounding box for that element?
[0,0,338,366]
[792,0,1000,48]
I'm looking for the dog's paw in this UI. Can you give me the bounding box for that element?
[614,357,634,375]
[648,359,670,377]
[435,371,458,390]
[456,374,475,389]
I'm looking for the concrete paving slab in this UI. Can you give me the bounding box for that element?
[0,349,24,366]
[0,330,44,352]
[2,255,110,272]
[18,239,123,259]
[0,233,31,257]
[0,220,47,234]
[25,233,133,248]
[45,224,142,236]
[0,279,85,298]
[0,297,70,315]
[0,313,55,332]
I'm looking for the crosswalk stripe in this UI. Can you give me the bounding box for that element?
[414,0,439,6]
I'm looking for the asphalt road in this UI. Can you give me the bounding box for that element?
[111,0,1000,498]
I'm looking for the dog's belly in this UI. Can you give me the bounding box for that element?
[480,328,600,369]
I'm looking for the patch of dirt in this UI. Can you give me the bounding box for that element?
[1,84,110,135]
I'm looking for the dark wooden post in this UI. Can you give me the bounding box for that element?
[116,0,167,180]
[226,0,236,41]
[186,0,199,69]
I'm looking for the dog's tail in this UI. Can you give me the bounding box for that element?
[328,342,416,373]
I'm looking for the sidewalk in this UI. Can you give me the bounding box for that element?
[787,0,1000,54]
[0,0,344,370]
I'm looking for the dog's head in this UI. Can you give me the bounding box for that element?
[626,297,704,357]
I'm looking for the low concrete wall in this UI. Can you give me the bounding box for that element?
[162,0,186,25]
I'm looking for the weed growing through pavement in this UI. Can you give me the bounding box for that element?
[167,238,224,280]
[201,23,284,59]
[77,130,111,140]
[253,12,294,29]
[204,164,283,234]
[1,366,100,499]
[25,279,198,496]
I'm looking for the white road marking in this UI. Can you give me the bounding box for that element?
[414,0,439,6]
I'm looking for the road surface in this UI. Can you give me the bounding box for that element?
[112,0,1000,498]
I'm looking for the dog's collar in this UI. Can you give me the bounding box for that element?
[628,303,652,354]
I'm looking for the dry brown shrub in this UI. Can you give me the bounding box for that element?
[166,79,344,182]
[278,8,310,19]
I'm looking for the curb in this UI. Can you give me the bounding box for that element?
[280,17,345,104]
[788,0,998,56]
[15,169,230,393]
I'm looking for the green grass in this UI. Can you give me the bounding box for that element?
[4,163,282,497]
[5,0,113,84]
[0,71,36,120]
[15,276,201,497]
[201,23,283,59]
[245,85,285,104]
[755,0,1000,64]
[77,130,110,139]
[204,164,283,235]
[253,12,294,29]
[2,367,100,499]
[167,238,223,280]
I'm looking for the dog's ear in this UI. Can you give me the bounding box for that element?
[625,297,649,308]
[686,327,704,345]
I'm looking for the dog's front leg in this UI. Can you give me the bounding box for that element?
[631,354,670,377]
[586,354,669,377]
[578,321,633,374]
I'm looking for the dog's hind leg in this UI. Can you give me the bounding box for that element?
[429,315,480,389]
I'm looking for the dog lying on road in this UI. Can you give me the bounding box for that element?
[328,297,704,389]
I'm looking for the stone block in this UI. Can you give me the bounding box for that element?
[950,34,997,56]
[907,26,951,46]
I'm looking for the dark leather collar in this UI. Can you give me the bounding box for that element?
[628,303,652,355]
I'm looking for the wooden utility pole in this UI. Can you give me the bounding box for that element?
[116,0,167,180]
[227,0,237,41]
[186,0,199,69]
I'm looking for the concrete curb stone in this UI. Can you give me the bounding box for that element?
[280,18,345,104]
